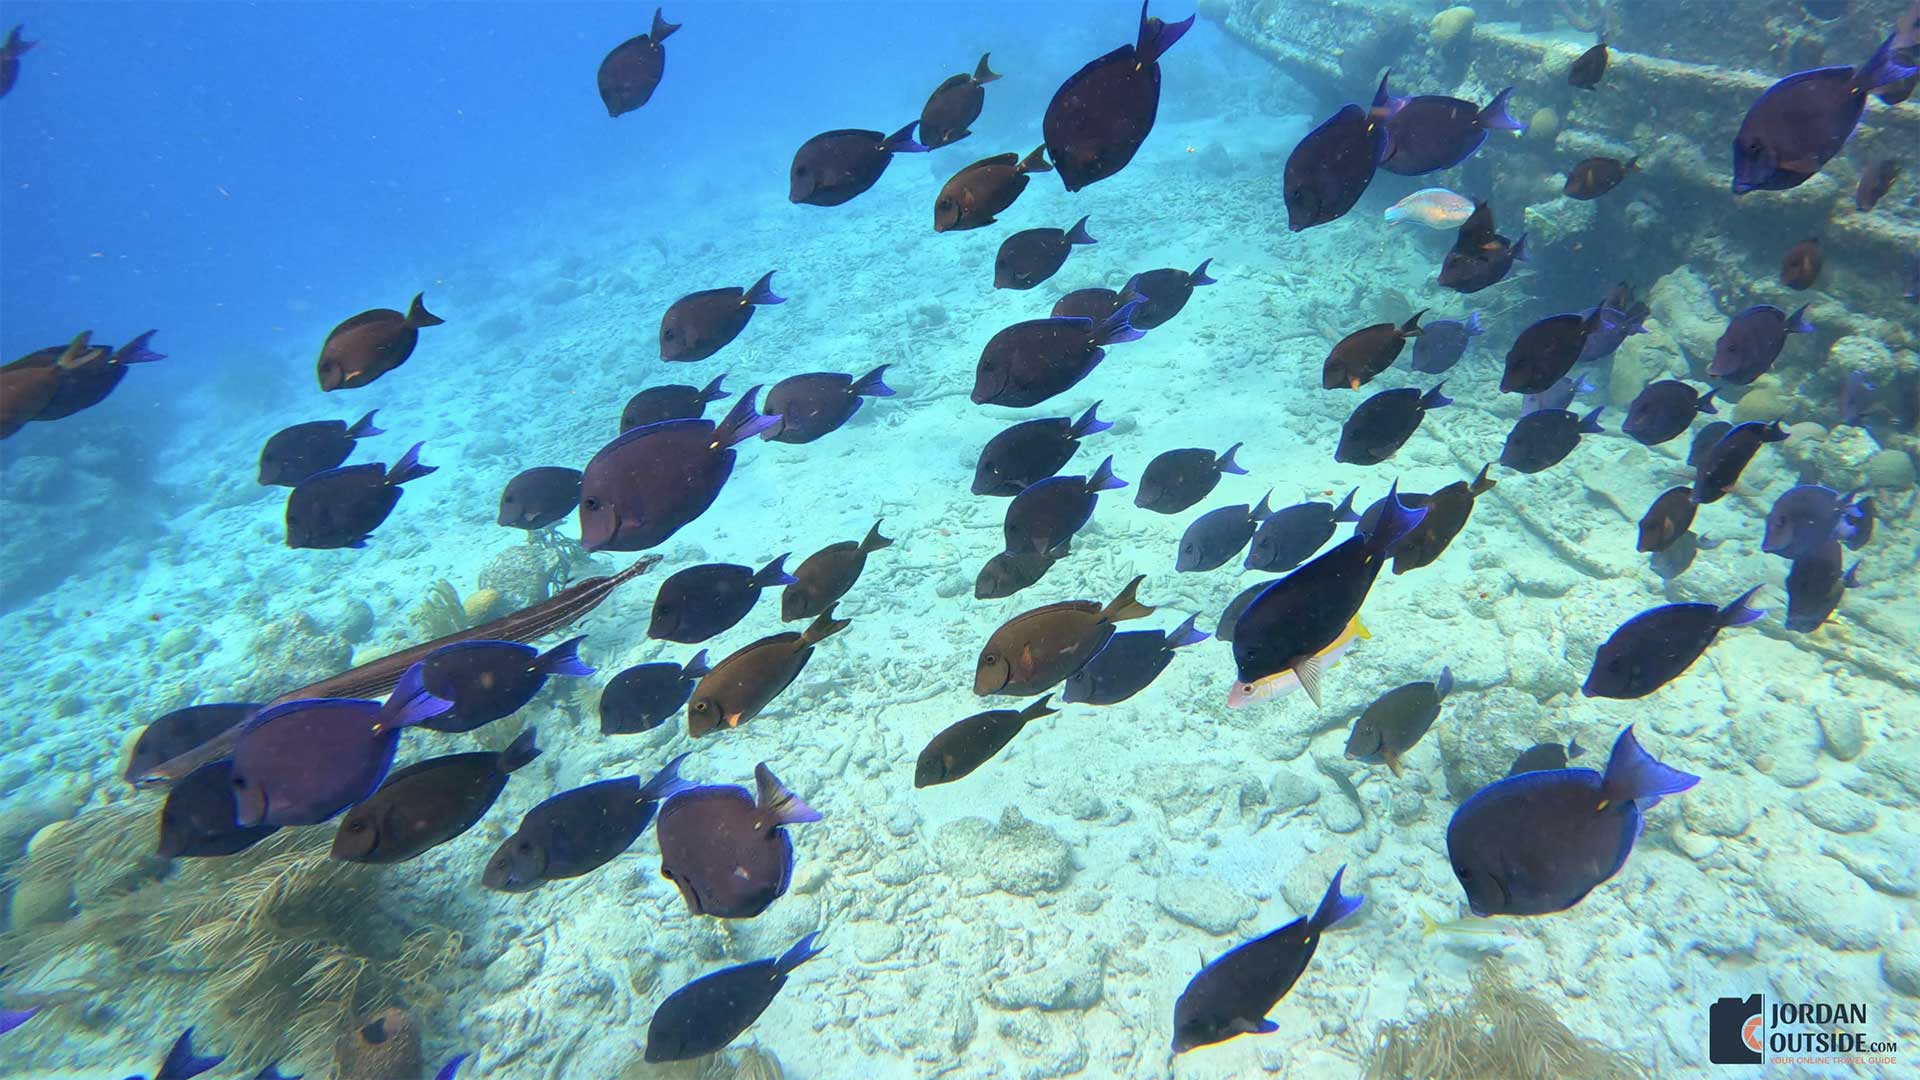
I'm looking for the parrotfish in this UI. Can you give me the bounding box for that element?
[1383,188,1476,230]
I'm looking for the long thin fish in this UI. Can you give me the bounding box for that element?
[133,556,662,787]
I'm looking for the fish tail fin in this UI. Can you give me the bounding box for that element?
[1579,406,1606,433]
[1696,388,1719,415]
[1363,481,1427,553]
[499,727,542,773]
[1468,463,1496,495]
[681,649,712,680]
[256,1062,297,1080]
[1017,144,1054,174]
[1625,155,1641,173]
[1464,310,1485,336]
[1070,401,1114,439]
[850,363,895,398]
[1479,86,1526,132]
[1063,215,1097,246]
[1419,910,1442,938]
[345,409,384,439]
[375,662,450,731]
[536,635,595,678]
[1856,32,1919,92]
[639,750,695,801]
[1098,301,1147,346]
[1718,585,1768,628]
[1787,304,1814,334]
[1136,3,1195,65]
[385,442,437,485]
[775,932,826,978]
[973,52,1002,85]
[859,520,895,553]
[1400,309,1427,337]
[1435,665,1454,699]
[1216,442,1248,475]
[1763,419,1790,442]
[714,386,781,445]
[161,1029,225,1080]
[1017,694,1060,724]
[1099,574,1155,623]
[743,271,785,306]
[1190,257,1217,286]
[1422,381,1453,410]
[1511,232,1530,263]
[650,7,681,43]
[1332,486,1361,523]
[884,122,929,154]
[1310,865,1365,932]
[1082,454,1126,494]
[1573,374,1598,395]
[1843,560,1863,589]
[435,1053,473,1080]
[5,26,35,55]
[111,330,165,364]
[1251,490,1274,521]
[1168,613,1209,649]
[799,604,852,647]
[405,292,445,328]
[754,763,823,825]
[1600,726,1700,809]
[753,553,799,588]
[697,373,732,403]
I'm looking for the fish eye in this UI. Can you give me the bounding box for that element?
[663,328,676,340]
[348,820,367,832]
[691,700,709,712]
[516,840,534,854]
[795,165,810,177]
[1452,862,1472,881]
[983,652,999,666]
[232,775,247,788]
[583,496,601,511]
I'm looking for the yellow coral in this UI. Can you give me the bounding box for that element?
[463,586,504,623]
[1430,6,1475,46]
[1528,107,1560,143]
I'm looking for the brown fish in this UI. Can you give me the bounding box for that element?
[1780,237,1823,291]
[1857,159,1902,211]
[973,575,1154,696]
[1563,155,1638,200]
[597,8,680,118]
[914,696,1058,787]
[317,292,444,391]
[1,330,104,437]
[934,147,1051,232]
[782,521,893,621]
[687,608,851,736]
[919,53,1001,150]
[0,24,34,99]
[1568,41,1608,90]
[1637,486,1697,553]
[1390,464,1495,574]
[1322,311,1425,390]
[331,729,542,864]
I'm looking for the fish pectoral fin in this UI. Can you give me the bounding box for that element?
[725,711,744,729]
[1295,655,1326,708]
[1019,642,1037,675]
[1385,748,1403,778]
[1229,1017,1280,1035]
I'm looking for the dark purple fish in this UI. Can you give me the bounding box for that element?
[1042,1,1193,192]
[1847,495,1877,549]
[1637,486,1697,553]
[1688,420,1734,468]
[1856,158,1902,210]
[974,402,1113,496]
[1568,41,1608,89]
[975,549,1062,600]
[1575,296,1648,364]
[4,330,166,421]
[1840,370,1877,424]
[1519,374,1596,417]
[1780,237,1823,290]
[497,466,583,529]
[660,273,784,362]
[158,760,280,858]
[1563,155,1638,199]
[648,555,795,643]
[1510,738,1585,775]
[482,753,691,892]
[935,147,1052,231]
[579,389,778,551]
[789,123,927,207]
[1177,493,1274,572]
[1244,488,1359,573]
[330,728,541,864]
[125,702,259,786]
[0,25,35,98]
[1005,456,1126,556]
[621,374,731,432]
[762,365,893,444]
[1908,251,1920,301]
[1335,383,1451,465]
[1710,304,1814,385]
[1323,310,1426,390]
[1501,310,1612,394]
[971,304,1145,407]
[783,521,893,620]
[1732,33,1915,194]
[142,1029,226,1080]
[1171,868,1361,1053]
[1584,589,1765,698]
[656,763,820,918]
[1062,614,1207,705]
[259,410,383,486]
[1388,467,1494,574]
[1285,73,1392,231]
[1215,580,1272,643]
[229,664,449,827]
[597,8,680,118]
[1134,442,1247,514]
[996,217,1097,291]
[1128,259,1215,329]
[1411,311,1482,373]
[1379,86,1525,175]
[643,933,823,1062]
[418,636,594,733]
[916,696,1057,785]
[1052,276,1146,323]
[1448,727,1698,915]
[920,53,1001,149]
[600,651,710,735]
[1693,420,1788,503]
[284,442,436,549]
[1,1006,38,1036]
[1623,381,1718,445]
[1763,484,1863,560]
[1650,530,1722,579]
[317,293,443,391]
[1784,540,1861,632]
[1498,407,1604,474]
[1437,201,1527,294]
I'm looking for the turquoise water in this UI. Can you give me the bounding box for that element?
[2,1,1917,1077]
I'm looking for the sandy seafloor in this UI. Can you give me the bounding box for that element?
[3,41,1919,1080]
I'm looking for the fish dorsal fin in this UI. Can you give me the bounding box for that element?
[1296,654,1326,708]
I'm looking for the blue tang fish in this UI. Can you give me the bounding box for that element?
[418,635,594,733]
[1284,73,1392,231]
[123,1028,225,1080]
[1583,588,1765,699]
[656,763,821,918]
[645,932,826,1062]
[1732,33,1916,193]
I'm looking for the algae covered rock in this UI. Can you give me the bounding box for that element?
[932,806,1073,896]
[1648,266,1725,367]
[6,873,73,928]
[1430,5,1475,46]
[1155,875,1256,935]
[1731,380,1791,424]
[1863,448,1915,491]
[237,611,354,700]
